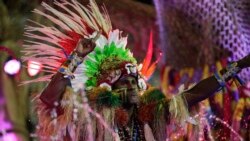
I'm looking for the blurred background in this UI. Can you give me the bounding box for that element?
[0,0,249,140]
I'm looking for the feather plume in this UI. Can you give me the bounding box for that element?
[22,0,112,84]
[141,31,153,75]
[141,30,161,80]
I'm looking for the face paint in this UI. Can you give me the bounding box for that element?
[112,75,139,105]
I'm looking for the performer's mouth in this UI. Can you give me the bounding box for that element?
[127,89,138,95]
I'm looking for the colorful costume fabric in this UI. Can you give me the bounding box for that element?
[36,86,192,141]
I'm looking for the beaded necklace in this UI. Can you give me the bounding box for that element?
[117,108,145,141]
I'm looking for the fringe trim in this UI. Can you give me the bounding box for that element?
[36,86,74,140]
[36,86,170,140]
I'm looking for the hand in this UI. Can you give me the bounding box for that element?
[75,38,96,58]
[237,54,250,69]
[75,32,100,57]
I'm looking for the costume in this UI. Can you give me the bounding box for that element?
[21,0,193,140]
[21,0,248,141]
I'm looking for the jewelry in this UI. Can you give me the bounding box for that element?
[58,52,84,79]
[214,62,241,89]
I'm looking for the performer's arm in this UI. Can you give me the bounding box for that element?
[39,66,71,108]
[40,38,96,108]
[183,54,250,107]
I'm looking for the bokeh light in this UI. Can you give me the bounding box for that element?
[27,61,42,76]
[4,59,21,75]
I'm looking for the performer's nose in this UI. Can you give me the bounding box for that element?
[127,78,137,89]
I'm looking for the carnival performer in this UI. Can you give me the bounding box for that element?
[21,0,250,140]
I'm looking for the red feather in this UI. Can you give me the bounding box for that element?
[141,30,162,80]
[58,31,82,55]
[141,30,153,75]
[138,103,156,123]
[115,108,129,127]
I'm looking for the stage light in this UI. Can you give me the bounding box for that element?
[4,59,21,75]
[27,61,42,76]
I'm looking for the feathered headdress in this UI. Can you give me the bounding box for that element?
[22,0,158,92]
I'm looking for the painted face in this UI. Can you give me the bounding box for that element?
[112,75,139,105]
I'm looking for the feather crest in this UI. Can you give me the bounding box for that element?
[22,0,113,84]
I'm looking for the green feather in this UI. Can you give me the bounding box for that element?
[97,91,121,107]
[94,47,102,54]
[84,42,137,87]
[141,89,165,104]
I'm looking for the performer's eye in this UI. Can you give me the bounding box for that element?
[131,79,136,85]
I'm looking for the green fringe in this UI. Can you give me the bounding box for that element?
[141,88,165,104]
[95,87,166,109]
[97,91,121,107]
